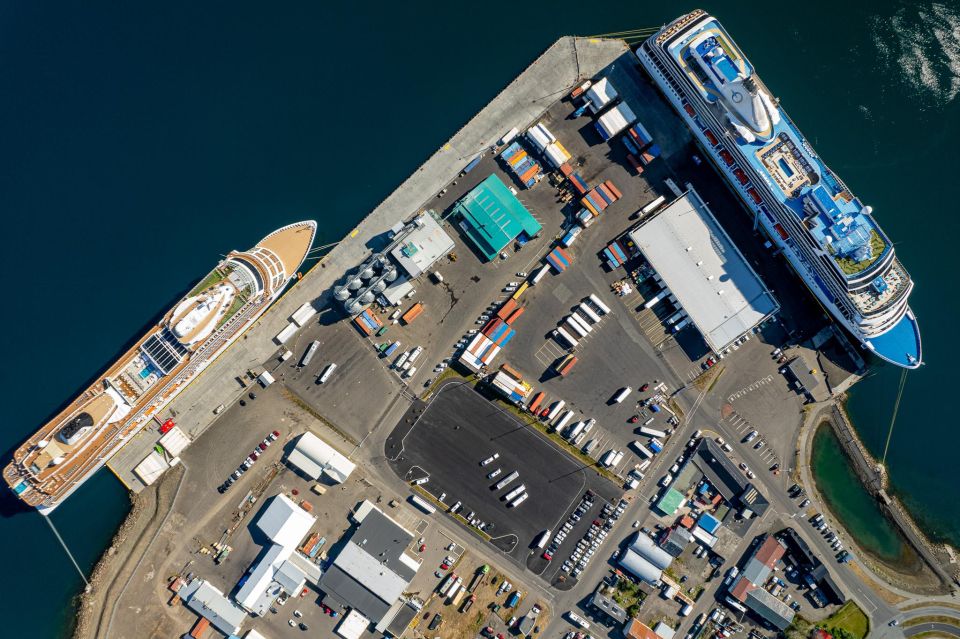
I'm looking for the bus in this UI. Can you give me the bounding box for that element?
[567,612,591,629]
[318,363,337,384]
[409,494,437,514]
[508,493,528,508]
[588,294,611,315]
[301,340,320,367]
[503,484,526,501]
[493,470,520,491]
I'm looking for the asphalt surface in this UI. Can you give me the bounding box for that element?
[385,380,620,561]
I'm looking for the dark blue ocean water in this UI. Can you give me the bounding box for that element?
[1,2,957,635]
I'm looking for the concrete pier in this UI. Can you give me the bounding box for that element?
[107,36,628,491]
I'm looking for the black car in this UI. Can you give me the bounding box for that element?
[248,392,257,400]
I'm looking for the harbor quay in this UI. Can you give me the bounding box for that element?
[72,26,953,639]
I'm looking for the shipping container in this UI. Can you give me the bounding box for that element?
[641,195,666,215]
[631,440,654,458]
[500,127,519,146]
[565,316,588,338]
[639,426,667,438]
[643,290,669,310]
[672,317,692,333]
[600,450,618,467]
[505,307,525,324]
[554,410,575,432]
[568,312,593,334]
[545,400,566,422]
[508,493,528,508]
[190,618,210,639]
[666,310,687,325]
[531,264,551,285]
[613,387,632,403]
[578,302,602,324]
[401,302,425,324]
[534,530,552,549]
[511,281,529,300]
[588,294,611,314]
[383,341,401,357]
[554,326,579,348]
[566,421,586,441]
[527,391,546,414]
[555,353,578,377]
[649,438,664,453]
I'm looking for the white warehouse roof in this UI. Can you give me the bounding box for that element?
[257,493,316,547]
[287,431,356,483]
[390,212,455,278]
[158,425,190,457]
[628,189,779,353]
[586,77,618,110]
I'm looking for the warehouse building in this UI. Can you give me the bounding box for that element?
[619,531,674,584]
[319,506,420,626]
[286,431,356,484]
[235,493,318,616]
[179,578,247,636]
[628,189,779,353]
[389,211,455,278]
[452,174,542,261]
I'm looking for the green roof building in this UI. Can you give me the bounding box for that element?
[453,174,542,261]
[655,488,685,516]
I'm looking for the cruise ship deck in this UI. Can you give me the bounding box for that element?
[638,10,921,368]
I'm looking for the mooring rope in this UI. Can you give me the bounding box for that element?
[881,367,908,466]
[44,514,90,588]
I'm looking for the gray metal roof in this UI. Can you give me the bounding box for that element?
[318,509,416,623]
[619,548,663,584]
[745,588,795,630]
[182,579,247,636]
[628,190,779,353]
[589,590,628,624]
[630,531,674,570]
[786,356,820,390]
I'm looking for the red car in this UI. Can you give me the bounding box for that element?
[539,407,550,418]
[440,562,450,570]
[159,418,175,434]
[419,544,427,553]
[629,415,639,423]
[640,383,650,392]
[542,550,553,560]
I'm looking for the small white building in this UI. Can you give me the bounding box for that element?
[287,431,356,483]
[390,212,455,278]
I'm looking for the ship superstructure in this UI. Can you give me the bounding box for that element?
[638,10,921,368]
[4,221,317,512]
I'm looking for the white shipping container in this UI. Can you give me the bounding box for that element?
[544,142,571,168]
[578,302,602,324]
[641,195,666,215]
[531,264,551,285]
[588,294,611,315]
[569,312,593,334]
[554,410,575,432]
[613,387,632,403]
[565,316,588,338]
[631,441,654,458]
[554,327,579,348]
[546,400,566,422]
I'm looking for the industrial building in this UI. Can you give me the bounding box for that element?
[690,439,769,517]
[619,531,674,584]
[589,587,629,625]
[234,493,318,616]
[319,504,420,627]
[628,189,779,353]
[624,618,662,639]
[389,211,455,278]
[286,431,356,483]
[728,535,795,630]
[452,174,543,261]
[778,528,846,605]
[783,355,828,402]
[178,578,247,636]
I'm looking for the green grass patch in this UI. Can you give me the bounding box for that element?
[421,367,470,399]
[832,230,886,275]
[903,615,960,628]
[189,266,231,297]
[819,601,870,639]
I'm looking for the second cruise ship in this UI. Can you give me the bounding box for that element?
[3,221,317,513]
[638,10,921,368]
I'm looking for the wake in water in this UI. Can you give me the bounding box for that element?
[869,2,960,108]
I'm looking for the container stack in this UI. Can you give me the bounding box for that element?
[353,308,383,336]
[481,318,516,348]
[458,333,501,372]
[622,121,660,172]
[580,180,622,217]
[500,141,541,188]
[489,370,532,405]
[603,240,629,270]
[594,102,637,141]
[546,246,572,273]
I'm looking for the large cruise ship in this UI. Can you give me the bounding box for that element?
[4,221,317,513]
[638,10,922,368]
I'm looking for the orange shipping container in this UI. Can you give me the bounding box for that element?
[496,298,518,320]
[508,150,528,166]
[505,307,525,325]
[605,181,622,199]
[191,617,210,638]
[500,363,523,382]
[582,199,599,216]
[519,165,539,183]
[559,162,573,177]
[528,391,546,414]
[300,500,313,512]
[401,302,424,324]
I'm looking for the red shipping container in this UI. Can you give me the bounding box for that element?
[604,180,622,200]
[505,307,525,325]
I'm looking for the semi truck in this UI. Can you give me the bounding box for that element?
[503,484,527,501]
[493,471,520,491]
[639,426,667,438]
[630,441,654,458]
[554,326,579,348]
[578,302,602,323]
[588,294,611,315]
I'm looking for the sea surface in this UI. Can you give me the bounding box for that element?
[1,1,958,635]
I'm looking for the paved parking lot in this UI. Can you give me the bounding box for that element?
[385,380,620,565]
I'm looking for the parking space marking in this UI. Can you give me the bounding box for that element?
[727,374,774,403]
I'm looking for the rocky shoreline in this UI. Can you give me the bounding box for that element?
[816,402,959,595]
[71,465,184,639]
